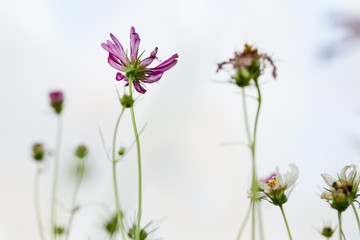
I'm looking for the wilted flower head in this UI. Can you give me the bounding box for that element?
[217,44,277,87]
[49,91,64,114]
[32,143,45,161]
[102,27,179,94]
[321,164,360,212]
[255,164,299,206]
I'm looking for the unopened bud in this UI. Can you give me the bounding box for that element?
[49,91,64,114]
[120,94,134,108]
[75,145,88,159]
[54,226,65,235]
[118,147,126,156]
[32,143,45,161]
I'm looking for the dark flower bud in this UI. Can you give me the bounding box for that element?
[54,226,65,235]
[104,214,118,236]
[118,147,126,156]
[75,145,88,159]
[32,143,45,161]
[127,224,148,240]
[120,94,134,108]
[49,91,64,114]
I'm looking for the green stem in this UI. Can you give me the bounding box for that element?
[241,88,252,145]
[51,116,62,240]
[338,211,342,240]
[251,199,256,240]
[351,202,360,232]
[128,77,142,240]
[279,205,293,240]
[34,168,45,240]
[236,202,252,240]
[257,201,264,240]
[65,159,85,240]
[112,108,127,240]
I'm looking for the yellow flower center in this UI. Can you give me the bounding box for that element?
[266,177,278,188]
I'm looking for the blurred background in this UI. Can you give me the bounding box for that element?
[1,0,360,239]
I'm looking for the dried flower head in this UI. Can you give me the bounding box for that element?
[102,27,179,94]
[255,164,299,206]
[217,44,277,87]
[321,164,360,212]
[49,91,64,114]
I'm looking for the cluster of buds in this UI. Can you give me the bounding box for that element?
[321,164,360,212]
[253,164,299,206]
[217,44,277,88]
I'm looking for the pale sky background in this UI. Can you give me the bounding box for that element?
[1,0,360,239]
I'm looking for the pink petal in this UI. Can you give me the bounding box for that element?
[133,81,146,94]
[108,54,125,71]
[130,27,140,62]
[116,72,126,81]
[141,72,163,83]
[150,53,178,72]
[139,47,158,68]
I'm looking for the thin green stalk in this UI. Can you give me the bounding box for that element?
[338,211,343,240]
[257,201,264,240]
[241,88,251,144]
[351,202,360,232]
[65,159,85,240]
[279,205,293,240]
[34,168,45,240]
[128,77,142,240]
[236,202,252,240]
[251,200,256,240]
[112,108,127,240]
[51,116,62,240]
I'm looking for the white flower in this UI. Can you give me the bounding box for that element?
[256,164,299,205]
[320,164,360,212]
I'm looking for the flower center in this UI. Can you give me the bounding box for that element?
[266,176,278,188]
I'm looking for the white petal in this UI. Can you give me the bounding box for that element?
[286,164,299,188]
[340,165,351,182]
[321,173,337,187]
[348,164,357,183]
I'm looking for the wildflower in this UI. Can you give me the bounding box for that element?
[49,91,64,114]
[102,27,179,94]
[321,164,360,212]
[32,143,45,161]
[217,44,277,87]
[256,164,299,206]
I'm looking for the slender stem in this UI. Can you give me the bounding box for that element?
[34,167,45,240]
[241,88,252,145]
[279,205,293,240]
[128,77,142,240]
[251,200,256,240]
[338,211,343,240]
[51,116,62,240]
[112,108,127,240]
[257,201,264,240]
[351,202,360,232]
[65,159,85,240]
[236,202,252,240]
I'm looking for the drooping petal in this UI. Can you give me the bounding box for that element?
[347,164,357,183]
[150,53,179,72]
[139,47,158,68]
[133,81,146,94]
[321,173,337,187]
[116,72,126,81]
[102,40,127,66]
[285,164,299,188]
[130,26,140,62]
[108,54,125,71]
[141,72,163,83]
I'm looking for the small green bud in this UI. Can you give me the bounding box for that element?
[120,94,134,108]
[75,145,88,159]
[321,226,335,238]
[127,224,148,240]
[118,147,126,156]
[54,226,65,235]
[32,143,45,161]
[105,214,118,236]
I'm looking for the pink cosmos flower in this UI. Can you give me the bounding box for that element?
[102,27,178,94]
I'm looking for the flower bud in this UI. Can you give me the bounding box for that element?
[49,91,64,114]
[54,226,65,235]
[104,214,118,236]
[120,94,134,108]
[127,224,148,240]
[118,147,126,156]
[75,145,88,159]
[32,143,45,161]
[321,225,335,238]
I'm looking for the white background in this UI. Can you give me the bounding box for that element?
[1,0,360,239]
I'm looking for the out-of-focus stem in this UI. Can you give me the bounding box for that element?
[351,202,360,232]
[128,77,142,240]
[236,202,252,240]
[338,211,342,240]
[34,168,45,240]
